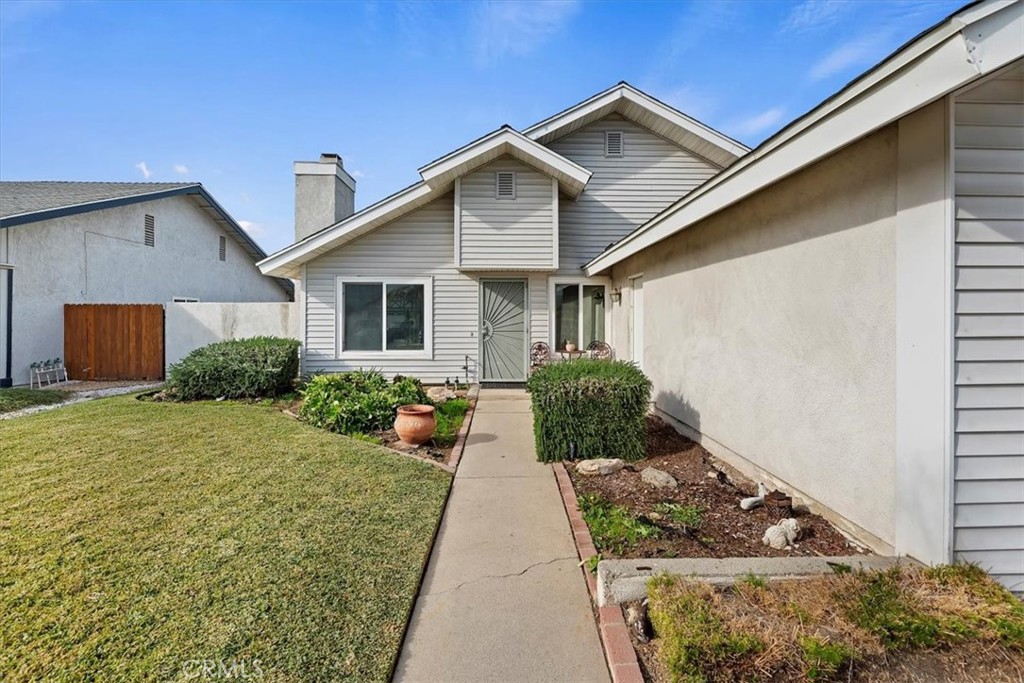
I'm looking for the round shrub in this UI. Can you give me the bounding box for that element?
[166,337,301,401]
[299,370,429,435]
[527,359,652,462]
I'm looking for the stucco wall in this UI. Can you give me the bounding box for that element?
[610,127,901,550]
[165,302,299,367]
[5,195,289,385]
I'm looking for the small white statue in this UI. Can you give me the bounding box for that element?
[740,482,768,510]
[763,518,801,550]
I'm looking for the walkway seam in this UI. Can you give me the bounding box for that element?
[423,556,578,597]
[553,463,646,683]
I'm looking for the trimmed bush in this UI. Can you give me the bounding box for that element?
[166,337,300,400]
[300,370,429,435]
[527,359,651,462]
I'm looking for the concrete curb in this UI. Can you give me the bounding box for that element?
[553,463,645,683]
[598,555,908,606]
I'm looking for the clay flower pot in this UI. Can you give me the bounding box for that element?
[565,342,577,353]
[394,404,436,446]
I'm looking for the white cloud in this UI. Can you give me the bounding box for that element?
[808,35,884,81]
[781,0,851,33]
[237,220,267,237]
[351,169,365,179]
[731,107,786,137]
[173,164,189,176]
[134,161,152,179]
[653,84,717,122]
[473,0,580,66]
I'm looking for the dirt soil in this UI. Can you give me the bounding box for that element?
[372,427,453,465]
[568,416,861,559]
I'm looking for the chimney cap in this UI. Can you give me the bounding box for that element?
[319,153,343,166]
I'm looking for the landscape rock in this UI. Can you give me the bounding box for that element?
[641,467,678,489]
[576,458,625,476]
[426,386,457,404]
[763,518,801,550]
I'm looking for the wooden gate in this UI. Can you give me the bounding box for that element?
[64,304,164,381]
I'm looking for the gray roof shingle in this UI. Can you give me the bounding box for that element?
[0,181,196,219]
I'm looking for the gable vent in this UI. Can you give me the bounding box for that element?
[144,214,155,247]
[218,235,227,262]
[495,171,516,199]
[605,131,624,157]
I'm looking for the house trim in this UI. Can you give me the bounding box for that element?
[334,275,434,360]
[585,0,1023,276]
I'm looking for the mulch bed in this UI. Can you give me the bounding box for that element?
[568,416,861,559]
[372,427,452,464]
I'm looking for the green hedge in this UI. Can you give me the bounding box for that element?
[527,359,652,462]
[166,337,301,400]
[299,370,429,435]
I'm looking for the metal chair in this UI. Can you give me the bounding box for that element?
[587,340,613,360]
[529,341,552,370]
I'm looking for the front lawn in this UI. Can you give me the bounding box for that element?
[0,387,69,414]
[0,396,451,681]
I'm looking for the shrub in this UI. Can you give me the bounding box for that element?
[527,359,652,462]
[166,337,300,400]
[299,370,429,435]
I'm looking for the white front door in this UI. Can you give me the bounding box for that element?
[630,275,644,371]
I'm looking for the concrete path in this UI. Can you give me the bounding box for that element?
[394,389,609,683]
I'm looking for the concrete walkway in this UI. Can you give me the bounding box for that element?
[394,389,609,683]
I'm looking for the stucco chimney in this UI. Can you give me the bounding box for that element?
[294,153,356,241]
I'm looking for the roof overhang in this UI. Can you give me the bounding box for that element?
[524,83,750,168]
[418,126,592,198]
[585,0,1023,276]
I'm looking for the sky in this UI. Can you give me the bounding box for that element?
[0,0,966,253]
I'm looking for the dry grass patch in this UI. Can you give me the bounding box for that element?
[647,565,1024,682]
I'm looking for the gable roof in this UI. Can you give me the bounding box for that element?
[585,0,1023,275]
[259,126,594,278]
[0,181,293,296]
[524,82,749,168]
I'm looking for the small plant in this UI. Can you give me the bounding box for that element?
[655,502,704,528]
[799,636,852,681]
[432,399,469,447]
[739,573,767,590]
[578,493,660,553]
[583,554,602,574]
[348,433,384,446]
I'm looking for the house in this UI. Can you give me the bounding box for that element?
[260,0,1023,589]
[0,182,292,387]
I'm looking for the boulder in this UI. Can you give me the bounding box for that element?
[641,467,678,489]
[426,386,457,404]
[576,458,625,476]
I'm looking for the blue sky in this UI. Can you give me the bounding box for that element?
[1,0,965,253]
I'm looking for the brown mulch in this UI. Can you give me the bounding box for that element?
[372,427,452,464]
[568,416,861,559]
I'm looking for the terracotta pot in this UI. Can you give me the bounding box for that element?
[394,404,436,446]
[565,342,577,353]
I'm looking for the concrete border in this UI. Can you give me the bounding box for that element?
[554,463,645,683]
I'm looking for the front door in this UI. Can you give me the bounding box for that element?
[480,279,527,382]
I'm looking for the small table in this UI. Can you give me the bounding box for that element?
[558,349,585,361]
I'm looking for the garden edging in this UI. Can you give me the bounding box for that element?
[554,463,645,683]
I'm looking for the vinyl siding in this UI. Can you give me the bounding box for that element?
[459,158,555,270]
[548,114,721,273]
[952,68,1024,594]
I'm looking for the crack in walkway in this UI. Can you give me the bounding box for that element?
[424,556,578,597]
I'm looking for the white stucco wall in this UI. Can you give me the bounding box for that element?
[165,302,299,367]
[609,126,902,551]
[4,195,289,385]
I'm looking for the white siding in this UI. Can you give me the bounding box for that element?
[548,114,720,272]
[459,158,555,270]
[953,67,1024,593]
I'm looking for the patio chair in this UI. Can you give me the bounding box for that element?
[529,341,552,372]
[587,340,613,360]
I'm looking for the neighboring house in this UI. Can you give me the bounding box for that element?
[580,1,1022,591]
[0,182,292,387]
[261,1,1023,589]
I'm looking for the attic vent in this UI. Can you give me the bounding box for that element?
[218,235,227,262]
[605,131,624,157]
[495,171,516,199]
[144,214,155,247]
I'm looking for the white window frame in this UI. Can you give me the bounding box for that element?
[548,276,611,351]
[335,275,433,359]
[495,171,516,200]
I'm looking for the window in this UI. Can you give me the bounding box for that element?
[495,171,516,199]
[605,131,624,157]
[219,235,227,261]
[553,281,606,351]
[337,277,432,356]
[144,214,155,247]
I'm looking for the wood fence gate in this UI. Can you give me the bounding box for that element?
[64,304,164,381]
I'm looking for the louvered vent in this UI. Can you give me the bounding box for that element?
[218,235,227,262]
[495,171,516,199]
[605,131,624,157]
[144,214,155,247]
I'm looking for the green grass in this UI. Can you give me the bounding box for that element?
[655,502,705,528]
[578,493,660,553]
[0,388,69,414]
[431,398,469,448]
[0,396,451,682]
